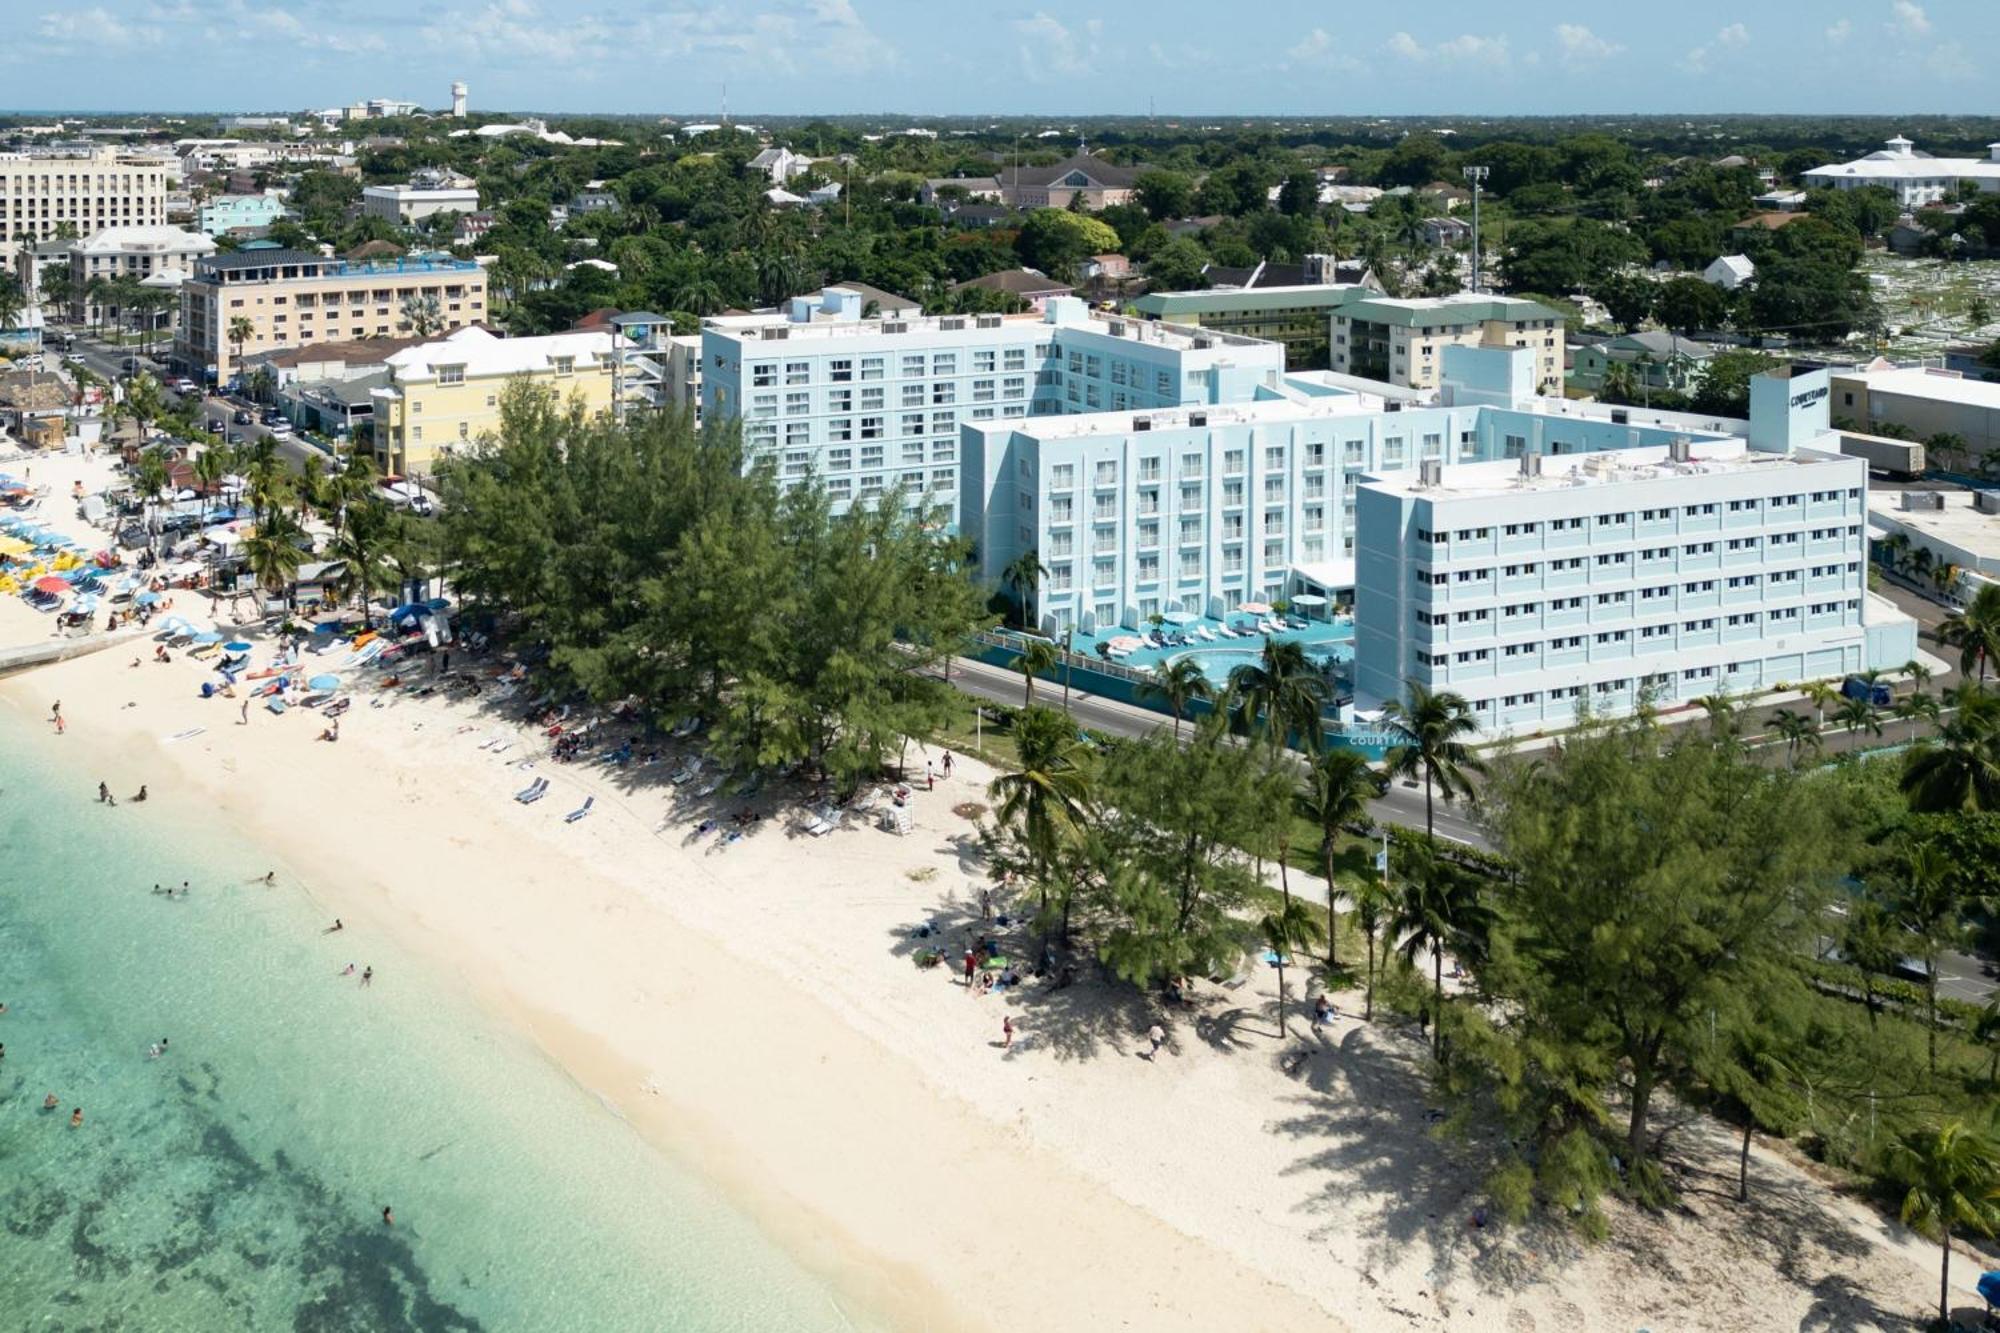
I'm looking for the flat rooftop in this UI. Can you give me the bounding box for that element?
[703,308,1271,354]
[968,389,1392,441]
[1836,365,2000,410]
[1362,441,1854,502]
[1868,491,2000,559]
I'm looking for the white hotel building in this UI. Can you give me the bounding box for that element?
[1352,368,1918,736]
[700,288,1285,513]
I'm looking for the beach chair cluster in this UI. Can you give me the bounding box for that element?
[512,776,593,823]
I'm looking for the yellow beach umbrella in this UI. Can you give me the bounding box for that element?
[0,535,31,557]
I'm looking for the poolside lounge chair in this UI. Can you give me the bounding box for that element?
[1195,625,1217,642]
[515,777,549,803]
[564,796,594,824]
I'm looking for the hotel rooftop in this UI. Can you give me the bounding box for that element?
[1362,439,1846,501]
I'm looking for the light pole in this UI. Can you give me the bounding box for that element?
[1061,625,1074,713]
[1461,165,1488,294]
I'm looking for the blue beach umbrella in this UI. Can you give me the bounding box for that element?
[223,641,253,654]
[134,590,162,605]
[307,674,340,692]
[191,630,224,645]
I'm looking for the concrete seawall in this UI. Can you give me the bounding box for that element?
[0,628,149,679]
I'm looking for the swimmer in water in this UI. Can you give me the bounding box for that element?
[70,1108,83,1128]
[326,919,343,933]
[382,1206,394,1226]
[361,967,373,986]
[44,1093,59,1111]
[340,964,355,976]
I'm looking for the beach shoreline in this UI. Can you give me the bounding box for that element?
[1,444,1970,1333]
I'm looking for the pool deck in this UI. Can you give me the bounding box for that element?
[1068,615,1355,678]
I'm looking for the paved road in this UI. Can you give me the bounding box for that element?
[942,654,1489,848]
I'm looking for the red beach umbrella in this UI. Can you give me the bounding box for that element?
[32,575,70,594]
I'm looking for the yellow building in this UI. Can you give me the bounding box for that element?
[1330,293,1564,393]
[370,326,616,476]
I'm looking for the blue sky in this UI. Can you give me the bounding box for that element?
[4,0,1992,117]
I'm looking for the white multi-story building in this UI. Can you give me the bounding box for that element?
[68,224,216,324]
[1352,367,1916,736]
[362,171,479,225]
[1802,136,2000,208]
[702,288,1285,514]
[0,146,176,262]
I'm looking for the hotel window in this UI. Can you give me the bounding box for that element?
[1085,355,1102,377]
[1138,554,1160,581]
[750,394,777,418]
[1382,437,1406,467]
[930,411,956,434]
[829,358,853,382]
[829,418,853,442]
[828,478,852,500]
[1181,452,1204,478]
[1004,348,1027,370]
[829,389,852,413]
[751,362,777,387]
[901,413,925,437]
[436,364,465,386]
[1138,457,1161,482]
[1223,481,1244,507]
[1180,552,1201,577]
[1093,559,1115,586]
[1224,449,1245,474]
[1264,446,1284,470]
[973,379,995,402]
[859,356,884,381]
[785,421,810,445]
[1156,371,1172,396]
[1110,361,1128,386]
[932,353,956,375]
[861,416,883,440]
[1085,384,1102,408]
[933,382,956,405]
[553,356,574,375]
[786,361,810,384]
[1094,460,1118,486]
[973,350,996,372]
[1180,517,1202,544]
[1304,505,1325,530]
[1138,521,1159,549]
[902,442,927,465]
[930,468,956,492]
[902,383,926,407]
[1051,463,1075,489]
[1050,497,1073,522]
[1180,484,1202,512]
[1264,477,1285,502]
[859,445,885,468]
[860,387,885,410]
[1264,509,1285,536]
[902,354,926,376]
[1002,377,1025,398]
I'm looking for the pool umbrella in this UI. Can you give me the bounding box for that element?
[1239,601,1273,615]
[32,575,68,594]
[1162,610,1196,624]
[307,674,340,692]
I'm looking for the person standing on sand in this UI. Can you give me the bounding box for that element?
[1002,1016,1014,1048]
[240,699,250,726]
[963,950,977,986]
[1146,1024,1167,1059]
[942,751,954,778]
[361,966,373,986]
[51,701,63,734]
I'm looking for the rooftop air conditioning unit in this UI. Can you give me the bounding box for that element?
[882,321,907,334]
[1902,491,1945,512]
[1975,491,2000,515]
[1192,335,1215,349]
[1611,408,1629,425]
[940,316,965,331]
[1189,412,1207,427]
[1419,459,1443,488]
[1134,418,1152,432]
[762,327,788,340]
[976,314,1001,329]
[1520,452,1542,477]
[1667,436,1692,463]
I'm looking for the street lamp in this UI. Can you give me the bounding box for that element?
[1461,165,1489,294]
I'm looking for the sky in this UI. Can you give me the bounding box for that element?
[3,0,1994,118]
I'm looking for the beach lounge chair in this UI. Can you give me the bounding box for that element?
[695,774,724,798]
[516,777,549,804]
[564,796,594,824]
[802,806,837,837]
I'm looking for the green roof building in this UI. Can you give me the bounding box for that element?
[1330,293,1564,394]
[1128,284,1373,370]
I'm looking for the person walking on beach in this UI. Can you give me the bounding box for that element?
[1002,1016,1014,1049]
[240,699,250,726]
[98,782,111,804]
[963,949,977,986]
[132,786,147,803]
[263,871,276,886]
[941,750,954,778]
[1146,1024,1167,1060]
[51,701,63,734]
[361,966,373,986]
[326,919,343,933]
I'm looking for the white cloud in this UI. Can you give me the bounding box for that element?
[1385,31,1509,64]
[1553,23,1623,66]
[1825,17,1852,42]
[1283,27,1358,70]
[1888,0,1931,38]
[1013,11,1097,80]
[1682,23,1748,73]
[419,0,616,67]
[1289,28,1332,62]
[37,6,163,49]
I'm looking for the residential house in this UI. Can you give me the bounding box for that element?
[747,147,812,186]
[1421,216,1473,247]
[1703,254,1756,290]
[453,211,497,245]
[952,268,1074,312]
[361,170,479,225]
[197,192,289,235]
[69,225,217,325]
[920,176,1001,205]
[1803,136,2000,208]
[1569,330,1721,393]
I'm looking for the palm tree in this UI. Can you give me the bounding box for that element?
[242,512,304,599]
[987,705,1093,949]
[1902,687,2000,812]
[1388,844,1492,1061]
[1381,681,1485,851]
[1769,709,1821,768]
[1800,679,1840,731]
[1228,638,1326,757]
[134,450,170,550]
[1000,549,1046,629]
[1894,838,1962,1076]
[1940,584,2000,683]
[1888,1120,2000,1326]
[1014,637,1061,708]
[1141,656,1212,738]
[668,275,725,317]
[1259,896,1321,1038]
[225,314,255,378]
[1352,873,1389,1021]
[1905,658,1934,692]
[1896,691,1942,730]
[1696,692,1739,741]
[1298,748,1384,969]
[400,293,443,338]
[0,273,24,333]
[328,496,395,626]
[1834,694,1883,741]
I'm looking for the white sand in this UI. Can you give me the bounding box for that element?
[0,445,1979,1332]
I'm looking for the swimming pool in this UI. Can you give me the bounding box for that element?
[1166,641,1354,687]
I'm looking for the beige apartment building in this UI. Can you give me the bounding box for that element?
[0,147,176,261]
[176,249,489,382]
[1330,293,1564,393]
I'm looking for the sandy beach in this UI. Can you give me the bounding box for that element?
[1,444,1978,1332]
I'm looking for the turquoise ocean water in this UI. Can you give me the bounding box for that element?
[0,711,857,1332]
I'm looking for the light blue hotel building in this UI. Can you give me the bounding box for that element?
[1351,363,1917,735]
[700,288,1285,513]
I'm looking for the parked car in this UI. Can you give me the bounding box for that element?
[65,351,86,364]
[232,409,252,425]
[1841,675,1892,708]
[207,419,225,434]
[265,418,294,437]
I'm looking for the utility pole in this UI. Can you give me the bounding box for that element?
[1461,165,1488,294]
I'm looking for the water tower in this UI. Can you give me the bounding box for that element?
[450,81,467,118]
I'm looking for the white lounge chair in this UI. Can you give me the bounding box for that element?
[564,795,594,823]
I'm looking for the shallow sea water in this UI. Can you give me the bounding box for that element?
[0,711,855,1331]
